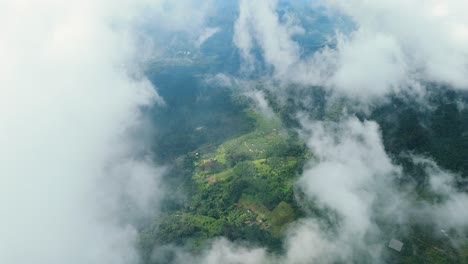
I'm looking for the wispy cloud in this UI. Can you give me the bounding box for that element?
[196,27,221,48]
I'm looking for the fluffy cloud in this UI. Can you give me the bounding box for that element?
[299,118,399,234]
[233,0,468,100]
[324,0,468,96]
[234,0,303,76]
[290,117,468,262]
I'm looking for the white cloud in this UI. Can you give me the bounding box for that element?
[244,90,276,119]
[292,118,403,261]
[200,239,268,264]
[323,0,468,95]
[412,156,468,230]
[234,0,302,75]
[283,220,336,264]
[233,0,468,100]
[330,30,410,98]
[196,27,221,48]
[289,118,468,262]
[0,0,211,263]
[205,73,238,88]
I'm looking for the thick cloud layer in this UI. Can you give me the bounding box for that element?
[0,1,212,263]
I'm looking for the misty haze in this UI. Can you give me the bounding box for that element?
[2,1,468,264]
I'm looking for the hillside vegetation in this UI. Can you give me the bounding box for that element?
[140,88,468,264]
[140,109,308,260]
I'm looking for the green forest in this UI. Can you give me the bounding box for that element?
[140,86,468,264]
[140,108,307,260]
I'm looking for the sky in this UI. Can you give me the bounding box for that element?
[1,0,468,264]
